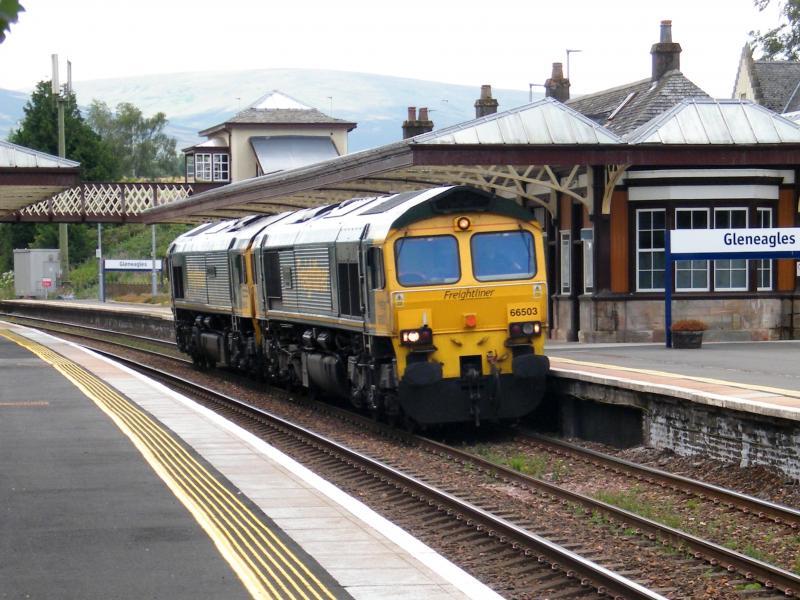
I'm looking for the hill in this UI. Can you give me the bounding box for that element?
[2,68,532,151]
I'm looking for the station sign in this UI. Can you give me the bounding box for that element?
[671,228,800,257]
[41,278,52,288]
[104,259,162,271]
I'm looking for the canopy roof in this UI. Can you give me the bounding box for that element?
[0,140,81,217]
[142,98,800,224]
[626,99,800,144]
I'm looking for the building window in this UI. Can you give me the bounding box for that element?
[213,154,230,181]
[674,208,709,291]
[757,207,773,290]
[636,209,665,291]
[186,155,195,180]
[195,153,212,181]
[714,208,748,291]
[559,231,571,294]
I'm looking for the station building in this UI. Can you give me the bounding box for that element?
[545,21,800,343]
[148,22,800,345]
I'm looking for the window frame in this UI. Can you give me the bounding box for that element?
[394,234,461,288]
[713,207,749,292]
[212,153,230,182]
[195,153,212,182]
[674,207,710,292]
[470,230,537,283]
[756,207,773,291]
[635,208,666,292]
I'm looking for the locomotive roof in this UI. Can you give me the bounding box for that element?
[170,212,289,254]
[253,186,534,249]
[170,186,535,254]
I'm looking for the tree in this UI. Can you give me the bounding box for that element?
[751,0,800,59]
[0,0,23,43]
[87,101,181,179]
[9,81,120,181]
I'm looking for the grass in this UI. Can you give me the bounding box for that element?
[736,582,762,591]
[685,498,700,510]
[594,487,683,530]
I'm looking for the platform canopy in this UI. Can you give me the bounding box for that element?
[142,98,627,223]
[626,98,800,144]
[140,97,800,223]
[0,140,81,217]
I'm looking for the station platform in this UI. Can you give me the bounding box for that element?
[1,297,173,319]
[0,321,500,600]
[547,340,800,423]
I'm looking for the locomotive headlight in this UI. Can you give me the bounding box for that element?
[400,326,434,347]
[509,321,542,338]
[454,216,472,231]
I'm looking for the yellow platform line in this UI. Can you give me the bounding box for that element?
[0,329,338,600]
[550,355,800,401]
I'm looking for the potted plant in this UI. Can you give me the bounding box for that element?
[671,319,708,349]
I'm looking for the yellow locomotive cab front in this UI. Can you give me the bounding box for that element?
[385,211,549,425]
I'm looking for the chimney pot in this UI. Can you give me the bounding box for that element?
[407,106,416,121]
[660,20,673,42]
[551,62,564,79]
[474,84,499,118]
[418,107,429,121]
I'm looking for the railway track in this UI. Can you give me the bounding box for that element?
[87,346,665,600]
[516,433,800,529]
[8,316,800,597]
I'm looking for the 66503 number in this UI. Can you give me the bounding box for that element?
[509,306,538,318]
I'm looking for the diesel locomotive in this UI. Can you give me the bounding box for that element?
[168,185,549,426]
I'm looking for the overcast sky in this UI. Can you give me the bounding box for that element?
[0,0,784,99]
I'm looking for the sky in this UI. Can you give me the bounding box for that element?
[0,0,785,99]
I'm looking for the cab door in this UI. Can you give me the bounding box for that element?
[228,250,248,315]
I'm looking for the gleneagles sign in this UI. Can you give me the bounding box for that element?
[670,228,800,259]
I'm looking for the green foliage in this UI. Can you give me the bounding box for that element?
[9,81,120,181]
[0,0,23,43]
[0,270,13,299]
[594,486,683,530]
[751,0,800,59]
[87,100,181,179]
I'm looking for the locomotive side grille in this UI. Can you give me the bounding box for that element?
[185,254,208,304]
[205,252,232,307]
[294,246,333,314]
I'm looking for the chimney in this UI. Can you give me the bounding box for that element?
[474,84,499,118]
[545,62,570,102]
[402,106,434,139]
[651,20,681,81]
